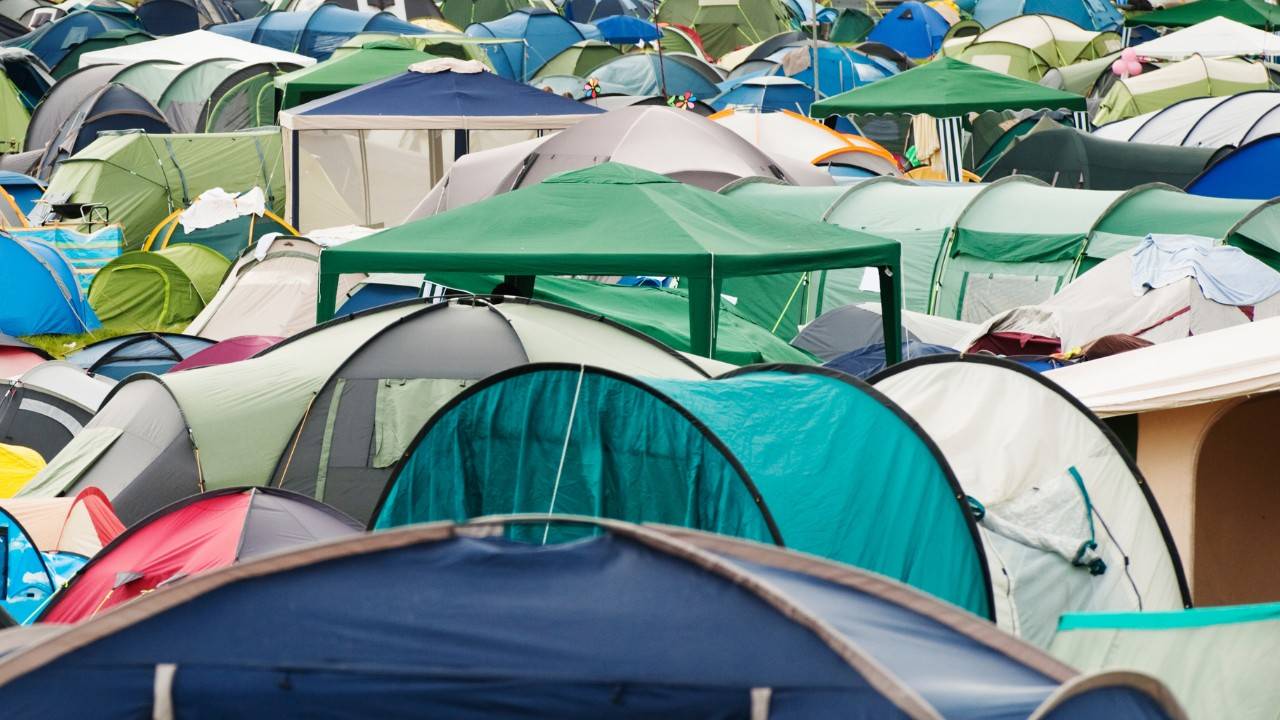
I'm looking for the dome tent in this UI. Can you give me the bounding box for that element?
[373,364,993,619]
[32,83,172,181]
[464,8,599,81]
[66,332,215,381]
[22,298,711,525]
[871,355,1191,647]
[0,333,47,379]
[867,1,949,60]
[166,334,282,372]
[87,244,230,329]
[0,517,1187,717]
[39,487,362,624]
[0,234,99,337]
[0,361,112,461]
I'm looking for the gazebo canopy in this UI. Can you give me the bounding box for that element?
[318,163,903,359]
[1127,0,1280,31]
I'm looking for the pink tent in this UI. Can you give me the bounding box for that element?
[167,335,283,373]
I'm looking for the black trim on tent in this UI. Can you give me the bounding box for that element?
[368,362,787,548]
[724,362,997,622]
[76,332,213,375]
[869,353,1194,609]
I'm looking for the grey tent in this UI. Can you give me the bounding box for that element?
[23,64,127,153]
[0,361,113,461]
[792,304,922,361]
[33,83,171,180]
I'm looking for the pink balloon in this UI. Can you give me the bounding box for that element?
[1127,60,1144,75]
[1112,59,1127,76]
[1120,47,1138,61]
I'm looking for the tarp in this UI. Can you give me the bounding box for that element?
[1127,0,1280,31]
[1130,16,1280,61]
[275,42,436,108]
[78,29,315,67]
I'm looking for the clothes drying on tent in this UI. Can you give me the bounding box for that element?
[1187,134,1280,201]
[373,364,990,618]
[88,244,231,329]
[464,8,600,81]
[145,188,298,260]
[22,298,712,526]
[867,1,949,60]
[210,6,424,61]
[166,334,282,372]
[66,333,215,381]
[0,235,99,336]
[39,487,362,624]
[0,361,111,461]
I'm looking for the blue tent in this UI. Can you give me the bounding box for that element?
[67,333,214,380]
[866,1,949,59]
[0,516,1186,718]
[212,6,424,60]
[825,340,955,379]
[746,44,894,98]
[566,0,652,23]
[1186,134,1280,200]
[712,75,815,113]
[0,506,85,624]
[589,52,720,98]
[0,235,99,336]
[466,9,601,81]
[593,14,661,43]
[8,9,141,68]
[0,172,42,217]
[973,0,1123,32]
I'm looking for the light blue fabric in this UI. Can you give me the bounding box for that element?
[0,236,100,336]
[12,226,123,295]
[1131,234,1280,306]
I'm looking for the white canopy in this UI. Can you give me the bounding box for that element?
[79,30,316,69]
[1131,16,1280,61]
[1047,317,1280,416]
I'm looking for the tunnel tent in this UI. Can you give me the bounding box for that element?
[46,28,153,80]
[1094,55,1271,126]
[87,244,231,329]
[209,6,425,61]
[1126,0,1280,32]
[319,163,905,360]
[1092,91,1280,148]
[871,355,1191,647]
[0,517,1186,718]
[274,41,437,109]
[0,361,109,461]
[22,64,128,154]
[1186,134,1280,201]
[373,364,993,618]
[148,58,300,133]
[269,297,712,523]
[32,83,172,181]
[66,332,215,381]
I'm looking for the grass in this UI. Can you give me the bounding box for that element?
[22,324,188,359]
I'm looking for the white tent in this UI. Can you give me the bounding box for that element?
[1130,16,1280,61]
[872,356,1190,648]
[78,30,316,69]
[709,108,901,176]
[1092,91,1280,148]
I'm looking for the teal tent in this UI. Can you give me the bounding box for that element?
[373,364,993,618]
[319,163,904,360]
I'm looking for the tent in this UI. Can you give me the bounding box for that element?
[866,1,948,60]
[1187,134,1280,200]
[0,235,99,336]
[0,497,99,622]
[0,444,41,496]
[184,236,361,341]
[711,75,813,113]
[566,0,651,22]
[79,29,314,68]
[323,163,903,357]
[529,40,619,80]
[66,333,215,381]
[871,355,1190,646]
[10,9,138,68]
[0,334,47,379]
[274,41,436,108]
[166,334,282,372]
[46,28,152,80]
[285,0,445,22]
[211,6,423,61]
[1046,319,1280,605]
[87,245,230,329]
[22,64,130,154]
[37,129,284,251]
[1093,91,1280,149]
[655,0,792,59]
[982,125,1221,189]
[8,227,124,298]
[968,236,1280,354]
[0,67,28,153]
[0,517,1186,717]
[39,487,361,623]
[1127,0,1280,31]
[587,52,722,98]
[374,365,990,617]
[973,0,1121,32]
[1094,56,1271,126]
[0,49,51,117]
[32,84,172,181]
[791,302,975,360]
[439,0,537,28]
[0,172,41,218]
[1130,16,1280,61]
[464,8,599,81]
[149,59,300,134]
[945,14,1122,82]
[280,61,602,230]
[710,108,901,176]
[0,489,123,558]
[1052,604,1280,720]
[810,57,1089,181]
[23,297,711,525]
[0,361,112,461]
[134,0,241,36]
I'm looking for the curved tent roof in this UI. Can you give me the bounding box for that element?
[22,63,125,152]
[1094,56,1270,126]
[211,6,423,61]
[1093,91,1280,148]
[438,0,538,29]
[944,13,1120,67]
[0,235,98,336]
[529,39,619,80]
[1127,0,1280,31]
[87,244,230,329]
[0,489,122,558]
[1130,16,1280,61]
[588,52,721,98]
[66,332,214,381]
[465,8,598,81]
[872,355,1190,645]
[710,107,900,175]
[1187,134,1280,201]
[167,334,282,372]
[655,0,792,59]
[0,335,45,380]
[866,1,949,60]
[973,0,1121,32]
[810,56,1086,117]
[79,29,314,67]
[374,365,992,618]
[0,362,107,461]
[24,297,711,524]
[320,163,902,355]
[39,487,361,623]
[33,83,172,181]
[274,41,436,108]
[0,517,1186,717]
[14,9,138,68]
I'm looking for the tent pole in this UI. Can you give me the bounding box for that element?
[878,263,902,366]
[686,275,718,357]
[316,269,339,323]
[656,33,668,98]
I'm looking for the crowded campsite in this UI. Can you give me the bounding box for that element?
[0,0,1277,715]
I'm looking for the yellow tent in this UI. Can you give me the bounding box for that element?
[0,444,45,497]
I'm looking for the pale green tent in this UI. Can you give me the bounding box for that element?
[656,0,792,59]
[1052,604,1280,720]
[1095,55,1271,124]
[0,70,27,154]
[531,40,621,81]
[87,244,230,329]
[943,14,1122,82]
[37,129,284,251]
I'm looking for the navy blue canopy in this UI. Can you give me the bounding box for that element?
[292,66,605,119]
[1187,134,1280,200]
[66,333,214,380]
[0,517,1183,718]
[212,5,423,60]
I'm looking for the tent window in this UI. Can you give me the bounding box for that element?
[372,378,474,468]
[958,272,1061,323]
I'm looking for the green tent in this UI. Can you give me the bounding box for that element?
[374,364,993,619]
[531,40,621,82]
[319,163,904,360]
[829,7,876,43]
[811,57,1087,117]
[655,0,792,59]
[158,60,288,134]
[48,29,152,80]
[146,207,298,261]
[1094,55,1271,125]
[87,243,230,329]
[0,72,29,154]
[441,0,537,28]
[1127,0,1280,30]
[1052,604,1280,720]
[276,42,439,110]
[40,129,284,251]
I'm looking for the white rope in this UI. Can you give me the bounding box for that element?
[542,365,586,544]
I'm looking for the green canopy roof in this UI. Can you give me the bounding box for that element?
[1127,0,1280,30]
[810,57,1087,117]
[275,43,438,110]
[319,163,903,359]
